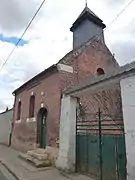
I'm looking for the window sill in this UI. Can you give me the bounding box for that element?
[26,117,36,123]
[15,119,22,124]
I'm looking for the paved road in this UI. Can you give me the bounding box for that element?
[0,170,7,180]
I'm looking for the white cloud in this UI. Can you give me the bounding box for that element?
[0,0,40,35]
[0,0,135,111]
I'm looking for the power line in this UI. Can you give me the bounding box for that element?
[81,0,135,47]
[0,0,134,74]
[85,0,135,42]
[107,0,135,30]
[0,0,46,72]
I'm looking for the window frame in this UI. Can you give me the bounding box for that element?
[29,95,35,118]
[17,101,21,120]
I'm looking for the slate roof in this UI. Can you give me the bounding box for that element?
[13,36,118,95]
[70,6,106,32]
[12,7,108,95]
[64,61,135,95]
[13,36,109,95]
[78,6,99,19]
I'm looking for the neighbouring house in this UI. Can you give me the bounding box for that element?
[0,108,13,146]
[11,6,119,154]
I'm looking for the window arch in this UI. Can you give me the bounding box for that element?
[17,101,21,120]
[97,68,105,76]
[29,95,35,118]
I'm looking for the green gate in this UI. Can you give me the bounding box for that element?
[76,110,127,180]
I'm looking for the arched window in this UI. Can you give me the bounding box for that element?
[17,101,21,120]
[29,95,35,118]
[97,68,105,76]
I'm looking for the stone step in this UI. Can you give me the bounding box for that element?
[19,147,58,168]
[19,153,51,168]
[27,151,49,161]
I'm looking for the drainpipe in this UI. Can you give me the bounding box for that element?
[9,120,14,147]
[9,94,16,147]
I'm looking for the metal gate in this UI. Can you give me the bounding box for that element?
[76,109,126,180]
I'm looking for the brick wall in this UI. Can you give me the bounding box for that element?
[80,84,122,116]
[12,69,61,152]
[60,39,119,89]
[12,39,121,152]
[59,40,122,118]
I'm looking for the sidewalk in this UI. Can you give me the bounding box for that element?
[0,145,94,180]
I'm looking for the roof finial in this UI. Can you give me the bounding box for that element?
[85,0,88,7]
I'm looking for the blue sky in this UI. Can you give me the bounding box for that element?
[0,33,28,46]
[0,0,135,112]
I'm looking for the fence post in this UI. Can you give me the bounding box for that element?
[98,108,103,180]
[115,136,119,180]
[75,98,79,172]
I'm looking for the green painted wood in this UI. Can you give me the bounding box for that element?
[76,135,88,172]
[76,134,99,177]
[117,135,127,180]
[40,117,46,149]
[87,135,99,177]
[76,134,126,180]
[41,125,46,148]
[102,135,116,180]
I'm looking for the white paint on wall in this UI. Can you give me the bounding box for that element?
[41,91,44,96]
[57,64,73,73]
[15,119,21,124]
[0,109,13,146]
[56,96,77,172]
[120,75,135,180]
[41,103,44,108]
[26,117,36,122]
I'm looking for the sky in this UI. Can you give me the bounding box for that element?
[0,0,135,112]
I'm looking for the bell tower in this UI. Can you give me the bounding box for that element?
[70,4,106,49]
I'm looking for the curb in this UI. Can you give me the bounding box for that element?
[0,161,20,180]
[59,170,74,179]
[59,170,96,180]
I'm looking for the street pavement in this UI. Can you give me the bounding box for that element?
[0,170,7,180]
[0,163,16,180]
[0,145,94,180]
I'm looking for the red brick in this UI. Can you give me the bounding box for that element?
[12,40,121,152]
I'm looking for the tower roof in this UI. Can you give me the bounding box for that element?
[70,6,106,32]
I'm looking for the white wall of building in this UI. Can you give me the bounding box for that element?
[0,109,13,146]
[56,96,77,172]
[121,75,135,180]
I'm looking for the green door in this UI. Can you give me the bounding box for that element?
[40,114,46,149]
[76,116,126,179]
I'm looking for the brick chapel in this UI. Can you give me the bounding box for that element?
[11,6,120,152]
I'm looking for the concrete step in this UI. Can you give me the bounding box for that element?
[27,151,49,161]
[19,147,58,168]
[19,153,51,168]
